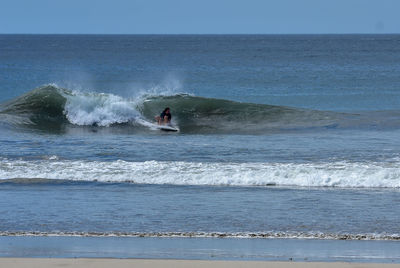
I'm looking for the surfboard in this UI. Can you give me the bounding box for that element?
[158,125,179,132]
[136,118,179,132]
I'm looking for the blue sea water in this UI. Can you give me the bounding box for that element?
[0,35,400,256]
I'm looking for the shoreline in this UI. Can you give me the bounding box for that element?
[1,236,400,263]
[1,258,400,268]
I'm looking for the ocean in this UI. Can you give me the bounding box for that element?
[0,34,400,260]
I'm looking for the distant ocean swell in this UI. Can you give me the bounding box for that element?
[0,84,374,134]
[1,231,399,241]
[1,159,399,188]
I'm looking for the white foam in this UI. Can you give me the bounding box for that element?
[59,81,186,127]
[0,231,399,240]
[63,91,140,126]
[1,159,399,188]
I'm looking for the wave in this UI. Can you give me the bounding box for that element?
[0,85,68,128]
[0,85,344,134]
[1,84,399,134]
[1,231,399,240]
[1,159,399,188]
[0,85,139,128]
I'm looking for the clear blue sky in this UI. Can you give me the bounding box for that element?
[1,0,399,34]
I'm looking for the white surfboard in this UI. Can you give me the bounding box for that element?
[158,125,179,132]
[136,118,179,132]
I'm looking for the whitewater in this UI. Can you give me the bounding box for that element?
[1,158,400,188]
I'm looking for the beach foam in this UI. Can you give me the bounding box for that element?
[0,230,399,240]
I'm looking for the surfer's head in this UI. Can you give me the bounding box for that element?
[163,107,170,114]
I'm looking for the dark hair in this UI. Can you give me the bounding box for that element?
[163,107,170,113]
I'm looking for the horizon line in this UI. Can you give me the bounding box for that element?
[0,32,399,35]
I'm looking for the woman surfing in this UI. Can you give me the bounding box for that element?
[155,107,172,125]
[154,107,178,132]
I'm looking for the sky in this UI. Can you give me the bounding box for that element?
[1,0,399,34]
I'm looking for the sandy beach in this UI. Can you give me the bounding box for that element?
[1,259,400,268]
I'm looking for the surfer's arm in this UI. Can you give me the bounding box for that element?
[155,116,161,124]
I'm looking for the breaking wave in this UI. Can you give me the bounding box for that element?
[1,84,399,134]
[1,159,399,188]
[0,85,343,134]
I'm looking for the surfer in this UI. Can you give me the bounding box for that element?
[155,107,171,125]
